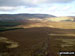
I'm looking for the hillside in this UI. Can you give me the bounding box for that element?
[0,27,75,56]
[0,14,55,27]
[0,14,75,56]
[44,17,75,22]
[0,14,55,21]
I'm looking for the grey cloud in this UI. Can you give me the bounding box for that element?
[0,0,74,7]
[0,0,26,6]
[47,0,74,3]
[0,0,74,11]
[0,7,17,11]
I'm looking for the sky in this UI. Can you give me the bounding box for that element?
[0,0,75,16]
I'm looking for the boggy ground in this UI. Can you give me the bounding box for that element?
[0,27,75,56]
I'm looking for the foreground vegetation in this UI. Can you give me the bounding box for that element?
[0,21,75,56]
[0,27,23,32]
[0,37,19,56]
[0,27,75,56]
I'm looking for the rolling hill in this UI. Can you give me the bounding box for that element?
[0,14,55,21]
[0,14,55,27]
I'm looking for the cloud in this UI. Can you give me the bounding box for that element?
[0,3,74,16]
[0,6,17,11]
[0,0,75,16]
[0,0,74,7]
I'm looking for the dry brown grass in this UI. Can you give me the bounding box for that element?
[0,27,75,56]
[0,18,75,56]
[17,22,75,29]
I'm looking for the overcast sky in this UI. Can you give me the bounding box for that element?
[0,0,75,16]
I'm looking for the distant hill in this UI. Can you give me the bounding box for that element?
[0,14,55,21]
[0,14,55,27]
